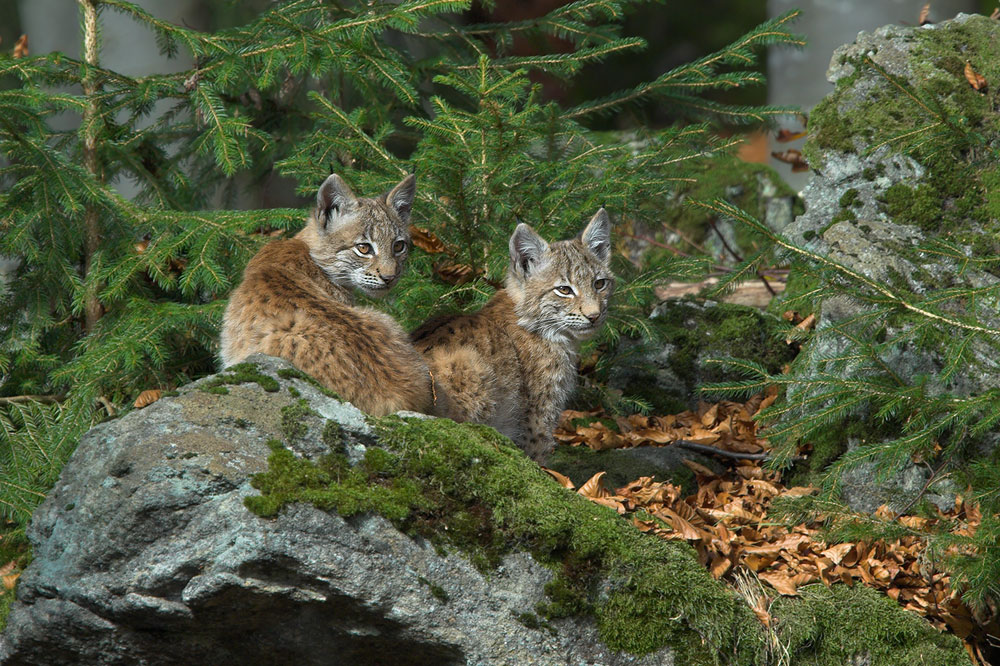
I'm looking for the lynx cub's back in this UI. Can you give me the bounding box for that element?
[412,210,613,461]
[220,173,432,416]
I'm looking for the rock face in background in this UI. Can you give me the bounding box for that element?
[608,299,796,414]
[624,157,801,267]
[782,13,1000,511]
[0,354,685,666]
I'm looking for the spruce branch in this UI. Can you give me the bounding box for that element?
[689,199,1000,337]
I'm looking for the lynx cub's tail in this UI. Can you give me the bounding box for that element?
[414,209,614,461]
[220,173,433,416]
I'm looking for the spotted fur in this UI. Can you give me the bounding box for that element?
[412,209,614,462]
[220,173,432,416]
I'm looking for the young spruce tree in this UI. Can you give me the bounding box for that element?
[0,1,801,526]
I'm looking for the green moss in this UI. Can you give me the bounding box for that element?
[513,611,555,635]
[825,207,856,231]
[883,183,943,231]
[838,188,860,208]
[322,420,345,455]
[201,362,279,394]
[276,367,342,400]
[280,399,315,440]
[417,576,450,603]
[772,584,968,666]
[246,416,765,660]
[287,386,300,398]
[245,439,425,522]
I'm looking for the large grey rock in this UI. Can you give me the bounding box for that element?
[0,355,673,666]
[781,14,1000,513]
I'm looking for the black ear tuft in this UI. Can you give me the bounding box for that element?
[386,173,416,223]
[315,174,357,230]
[509,223,549,276]
[581,208,611,262]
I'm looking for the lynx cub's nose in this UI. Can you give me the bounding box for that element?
[585,312,601,323]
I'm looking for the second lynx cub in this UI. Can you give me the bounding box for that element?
[413,210,613,461]
[220,173,432,416]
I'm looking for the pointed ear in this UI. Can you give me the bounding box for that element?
[509,223,549,277]
[385,173,416,223]
[581,207,611,262]
[315,174,357,231]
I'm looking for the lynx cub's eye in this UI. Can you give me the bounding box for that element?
[392,240,407,254]
[554,285,574,297]
[354,242,374,256]
[594,278,608,291]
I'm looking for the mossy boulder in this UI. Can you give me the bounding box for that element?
[0,355,968,664]
[791,12,1000,302]
[778,13,1000,513]
[0,354,743,664]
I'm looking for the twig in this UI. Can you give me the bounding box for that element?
[674,440,806,462]
[0,395,64,405]
[624,233,731,273]
[893,458,950,520]
[98,396,116,417]
[661,221,710,254]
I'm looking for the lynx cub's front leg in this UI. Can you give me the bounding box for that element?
[414,209,614,462]
[221,173,432,416]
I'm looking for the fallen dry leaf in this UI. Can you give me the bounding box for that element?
[964,61,987,92]
[919,3,932,25]
[775,128,807,143]
[433,262,476,285]
[577,472,612,499]
[557,393,997,659]
[409,226,447,254]
[821,543,855,565]
[771,149,809,172]
[2,573,19,591]
[12,34,28,59]
[542,467,575,490]
[134,389,162,409]
[759,571,815,596]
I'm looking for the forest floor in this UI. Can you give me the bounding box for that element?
[548,395,994,665]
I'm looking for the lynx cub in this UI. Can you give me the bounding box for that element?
[220,173,432,416]
[412,210,613,461]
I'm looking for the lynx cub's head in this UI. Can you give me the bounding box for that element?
[506,209,614,343]
[304,173,416,297]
